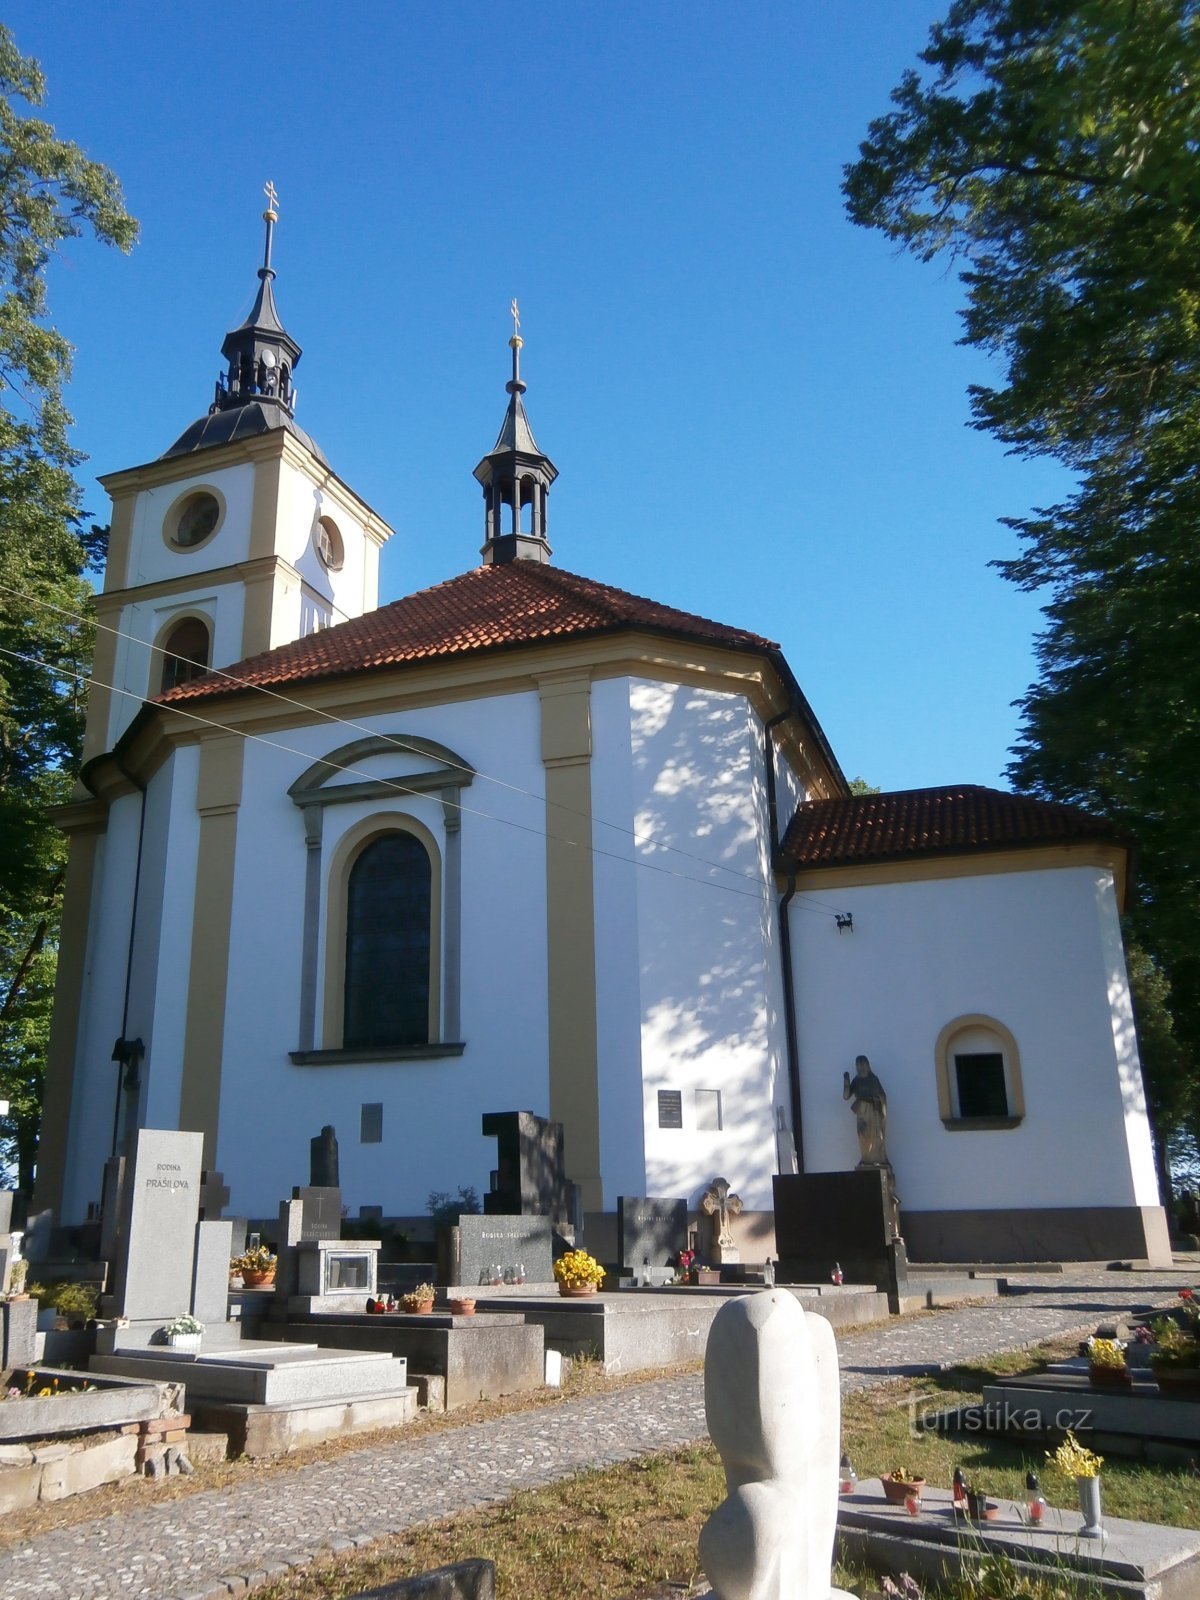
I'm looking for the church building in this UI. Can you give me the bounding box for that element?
[37,196,1169,1265]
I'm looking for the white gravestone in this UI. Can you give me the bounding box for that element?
[699,1290,853,1600]
[113,1129,204,1322]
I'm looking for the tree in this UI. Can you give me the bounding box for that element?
[843,0,1200,1174]
[0,26,136,1192]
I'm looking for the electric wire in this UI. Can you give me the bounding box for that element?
[5,578,852,917]
[6,640,844,910]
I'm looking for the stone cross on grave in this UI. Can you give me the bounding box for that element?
[701,1176,743,1265]
[198,1170,230,1220]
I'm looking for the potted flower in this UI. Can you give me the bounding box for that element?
[553,1249,606,1297]
[1048,1430,1105,1541]
[1148,1315,1200,1396]
[401,1282,436,1314]
[162,1313,205,1352]
[880,1467,926,1506]
[1086,1336,1131,1387]
[230,1245,277,1287]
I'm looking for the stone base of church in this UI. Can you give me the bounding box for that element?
[901,1204,1172,1267]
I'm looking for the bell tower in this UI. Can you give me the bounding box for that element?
[474,302,558,565]
[84,185,394,764]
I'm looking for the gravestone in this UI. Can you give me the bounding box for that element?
[773,1170,909,1311]
[110,1129,204,1321]
[198,1169,231,1219]
[0,1191,12,1234]
[448,1214,554,1288]
[1,1296,36,1368]
[311,1125,340,1188]
[481,1110,576,1227]
[0,1234,13,1294]
[191,1219,233,1325]
[699,1290,851,1600]
[293,1185,342,1240]
[617,1196,687,1274]
[99,1156,126,1267]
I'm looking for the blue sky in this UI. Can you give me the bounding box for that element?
[10,2,1068,791]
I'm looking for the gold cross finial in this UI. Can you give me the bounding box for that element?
[264,179,279,218]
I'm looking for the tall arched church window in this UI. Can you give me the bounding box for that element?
[158,616,211,692]
[343,832,432,1049]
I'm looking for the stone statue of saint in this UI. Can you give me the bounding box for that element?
[842,1055,889,1169]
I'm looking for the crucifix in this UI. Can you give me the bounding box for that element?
[264,179,280,216]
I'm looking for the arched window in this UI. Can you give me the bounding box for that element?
[935,1015,1025,1130]
[158,616,211,692]
[343,832,433,1049]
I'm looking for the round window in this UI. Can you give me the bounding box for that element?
[171,491,221,549]
[315,516,344,571]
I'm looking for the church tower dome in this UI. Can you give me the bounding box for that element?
[474,302,558,565]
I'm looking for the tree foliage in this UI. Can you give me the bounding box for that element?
[844,0,1200,1166]
[0,25,135,1192]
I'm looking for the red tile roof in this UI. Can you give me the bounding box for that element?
[777,784,1123,870]
[157,560,779,704]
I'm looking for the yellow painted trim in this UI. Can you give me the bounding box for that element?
[787,843,1127,906]
[240,569,276,660]
[94,555,283,613]
[321,812,443,1050]
[538,673,602,1211]
[32,829,101,1217]
[247,452,283,563]
[179,736,244,1169]
[82,599,121,767]
[103,492,136,593]
[934,1013,1026,1122]
[160,482,228,555]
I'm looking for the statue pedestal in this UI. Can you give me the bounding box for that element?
[772,1171,909,1312]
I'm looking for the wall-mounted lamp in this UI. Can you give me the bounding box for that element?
[111,1036,145,1091]
[835,913,854,934]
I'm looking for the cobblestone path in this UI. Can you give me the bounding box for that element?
[2,1267,1192,1600]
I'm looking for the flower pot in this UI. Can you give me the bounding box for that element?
[1076,1475,1105,1541]
[558,1284,598,1298]
[241,1269,275,1288]
[448,1298,476,1316]
[966,1489,998,1521]
[1152,1366,1200,1399]
[403,1299,434,1314]
[1089,1364,1132,1387]
[881,1476,925,1506]
[167,1332,201,1353]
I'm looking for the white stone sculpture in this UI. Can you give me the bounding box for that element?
[699,1289,853,1600]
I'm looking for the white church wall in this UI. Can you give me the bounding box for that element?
[145,747,202,1133]
[125,462,256,589]
[273,458,376,636]
[214,691,550,1218]
[625,678,785,1210]
[790,863,1155,1212]
[772,742,808,836]
[1096,875,1161,1206]
[59,795,144,1220]
[590,678,650,1200]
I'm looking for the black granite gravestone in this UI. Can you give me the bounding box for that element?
[481,1111,576,1227]
[617,1196,688,1273]
[772,1170,909,1311]
[310,1125,340,1188]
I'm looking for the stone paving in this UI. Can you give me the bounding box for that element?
[1,1266,1193,1600]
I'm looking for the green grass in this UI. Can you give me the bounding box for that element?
[251,1335,1200,1600]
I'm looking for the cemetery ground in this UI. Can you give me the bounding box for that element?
[2,1269,1198,1600]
